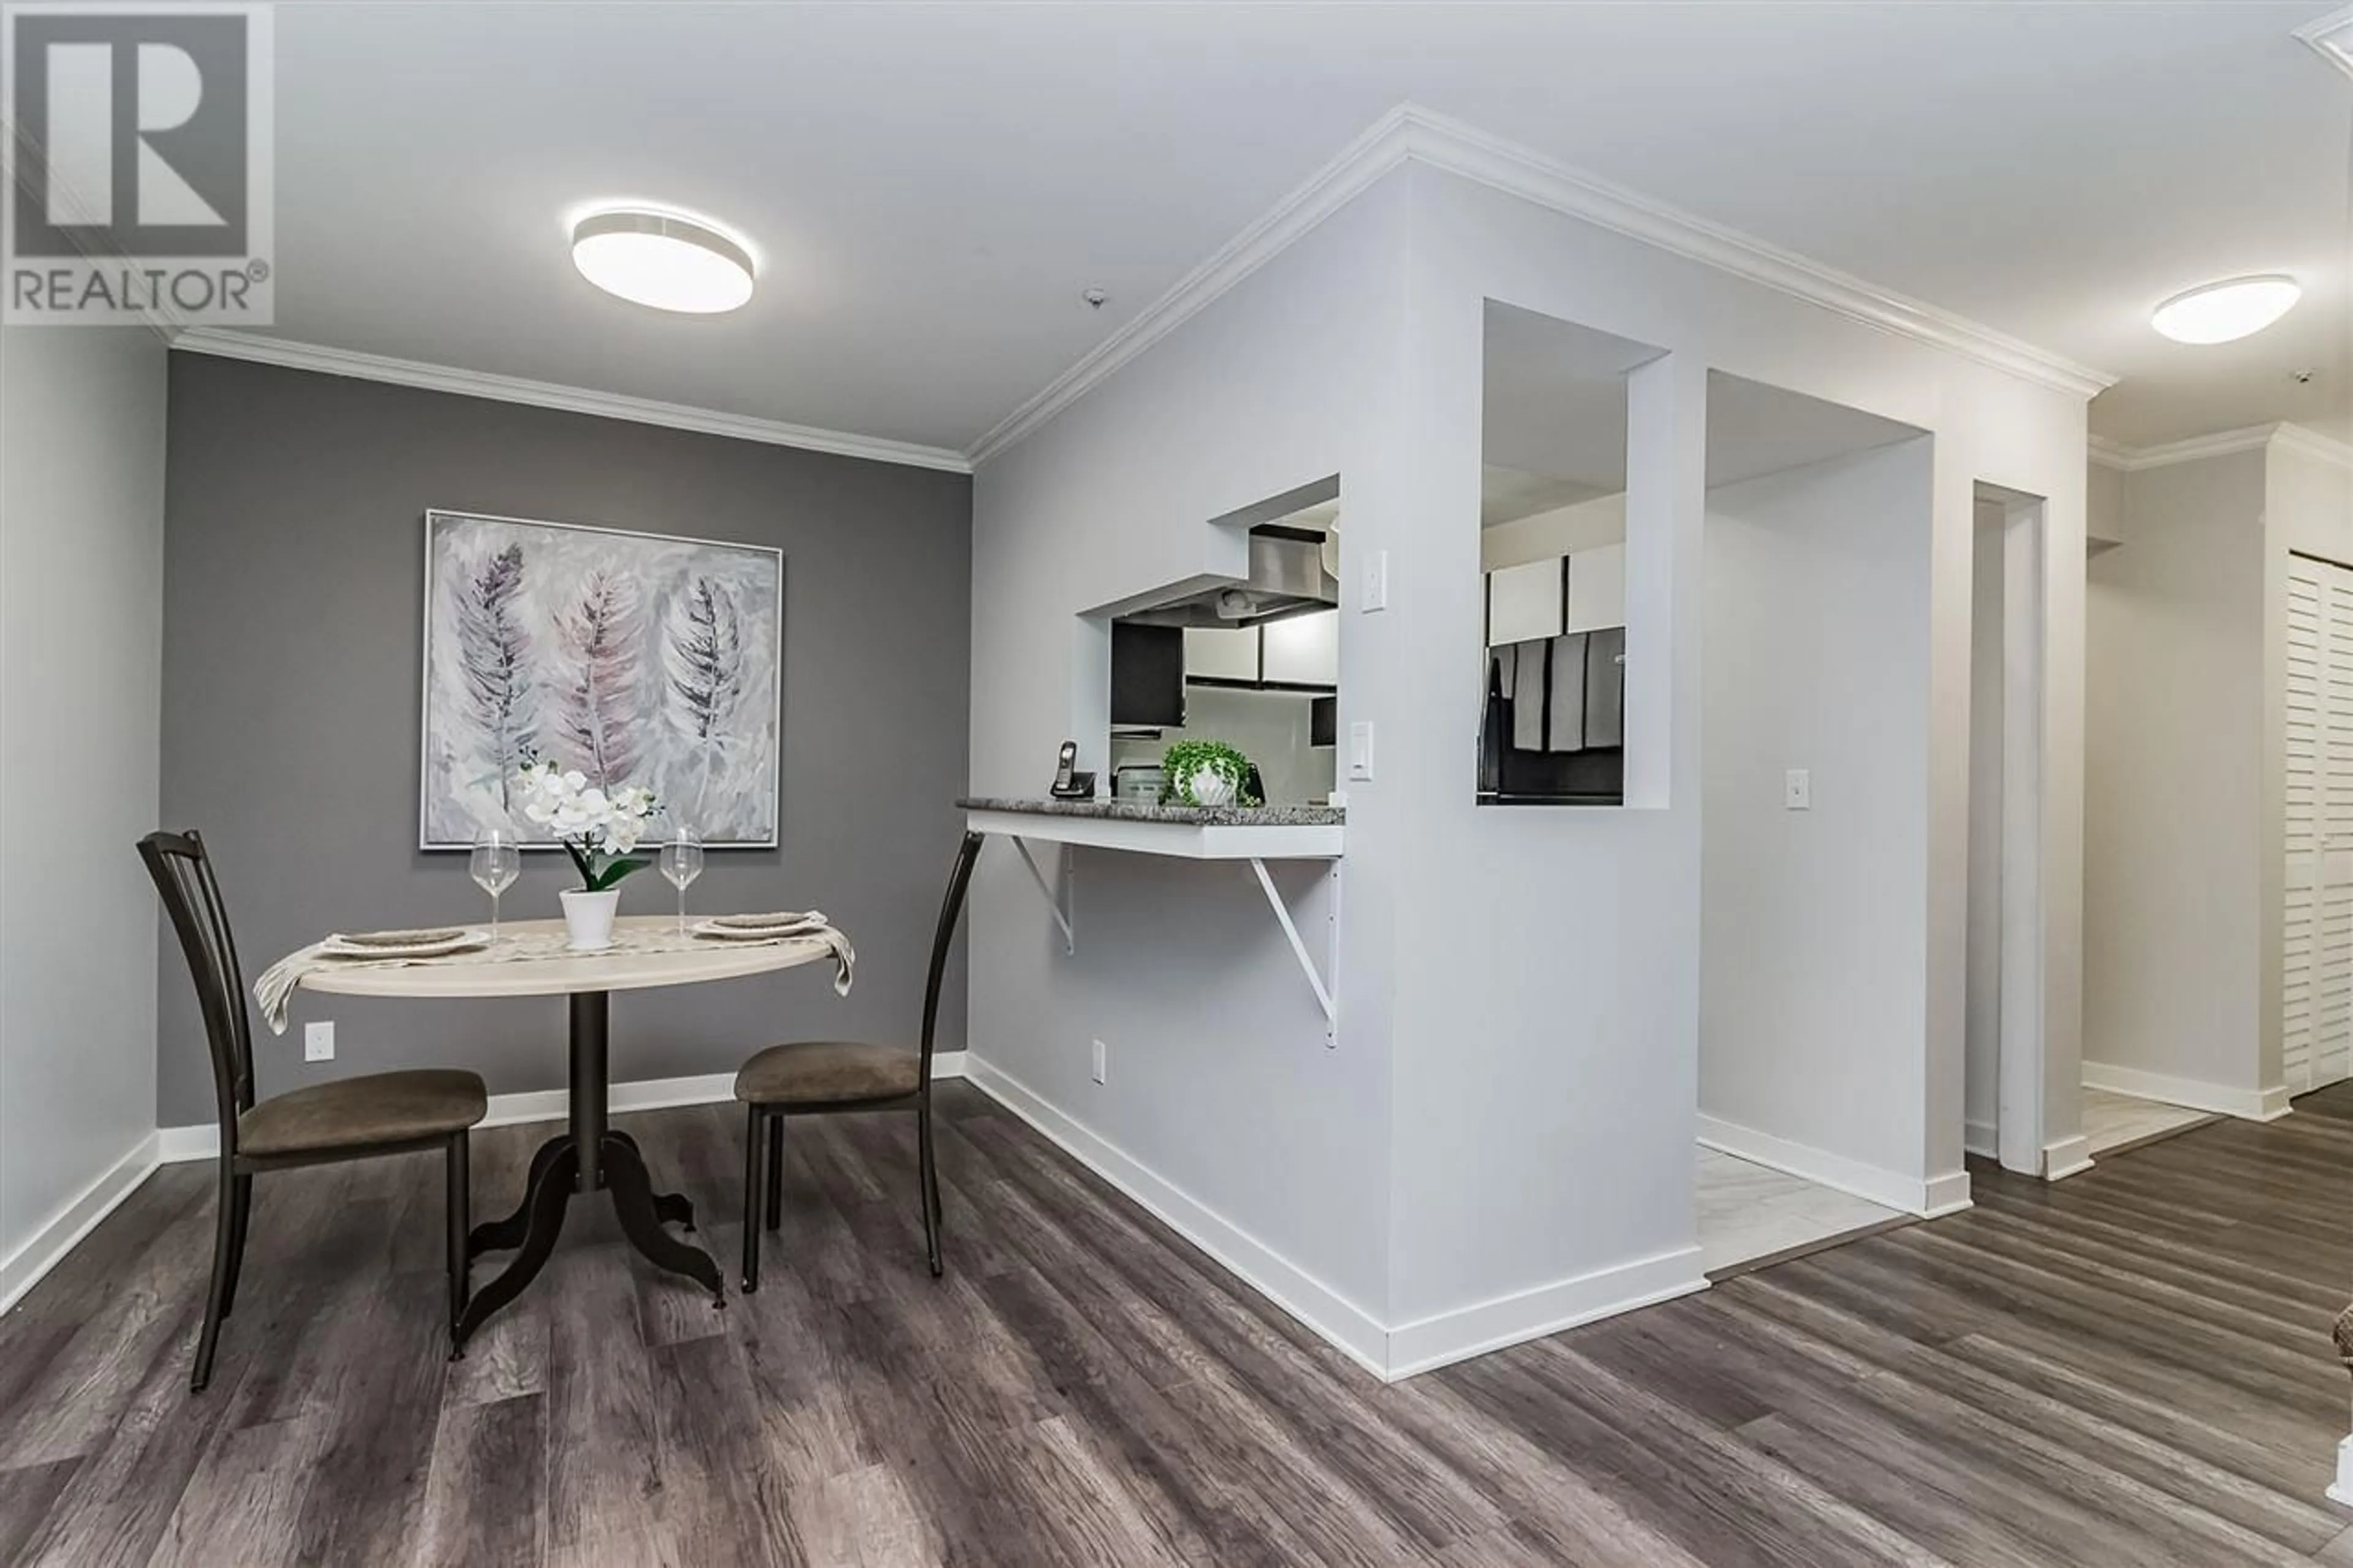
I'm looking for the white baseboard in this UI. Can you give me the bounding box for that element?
[2041,1135,2096,1181]
[960,1055,1394,1379]
[2329,1434,2353,1508]
[1697,1113,1969,1217]
[0,1133,161,1316]
[1384,1248,1708,1381]
[1919,1168,1974,1217]
[966,1054,1713,1381]
[159,1055,970,1164]
[1964,1119,1997,1161]
[2081,1062,2290,1122]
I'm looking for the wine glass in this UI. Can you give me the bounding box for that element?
[660,828,705,935]
[469,827,520,939]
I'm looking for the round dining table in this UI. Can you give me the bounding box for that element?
[297,915,841,1352]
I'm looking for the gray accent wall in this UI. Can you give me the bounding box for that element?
[157,354,971,1126]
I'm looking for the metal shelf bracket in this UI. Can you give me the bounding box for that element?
[1249,857,1339,1043]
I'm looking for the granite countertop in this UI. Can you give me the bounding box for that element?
[958,796,1346,827]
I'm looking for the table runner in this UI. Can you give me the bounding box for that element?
[254,920,855,1034]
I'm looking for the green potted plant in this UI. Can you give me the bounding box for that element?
[1159,740,1260,808]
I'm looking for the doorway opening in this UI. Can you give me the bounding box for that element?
[1694,371,1934,1272]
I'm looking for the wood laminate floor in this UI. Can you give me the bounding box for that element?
[4,1082,2352,1566]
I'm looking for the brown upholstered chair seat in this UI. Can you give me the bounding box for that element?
[735,1040,920,1105]
[238,1069,488,1159]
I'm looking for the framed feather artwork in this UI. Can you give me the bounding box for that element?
[420,509,784,849]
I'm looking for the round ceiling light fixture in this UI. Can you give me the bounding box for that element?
[2150,275,2301,345]
[570,210,754,314]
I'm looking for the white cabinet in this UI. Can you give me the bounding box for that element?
[1184,625,1260,682]
[1487,559,1563,646]
[1487,545,1624,645]
[1564,543,1626,635]
[1260,609,1338,687]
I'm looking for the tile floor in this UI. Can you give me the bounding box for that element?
[1693,1146,1903,1276]
[2080,1085,2210,1154]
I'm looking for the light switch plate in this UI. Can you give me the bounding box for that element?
[1784,769,1811,810]
[1360,550,1389,613]
[1091,1039,1107,1085]
[1347,721,1375,782]
[304,1020,335,1062]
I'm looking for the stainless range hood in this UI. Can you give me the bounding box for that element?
[1119,525,1339,631]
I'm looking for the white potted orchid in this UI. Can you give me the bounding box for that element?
[516,759,661,950]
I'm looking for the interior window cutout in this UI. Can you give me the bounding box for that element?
[1477,303,1662,806]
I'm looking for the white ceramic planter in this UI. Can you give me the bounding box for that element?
[559,888,621,950]
[1189,768,1237,807]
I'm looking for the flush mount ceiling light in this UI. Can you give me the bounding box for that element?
[570,210,754,314]
[2150,275,2302,345]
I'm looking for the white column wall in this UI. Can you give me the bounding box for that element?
[966,177,1414,1353]
[1382,164,2085,1339]
[966,154,2090,1376]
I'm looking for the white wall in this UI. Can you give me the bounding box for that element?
[968,176,1411,1356]
[1383,162,2082,1331]
[968,150,2090,1376]
[2082,449,2269,1106]
[2087,456,2127,548]
[1965,500,2006,1155]
[0,326,168,1307]
[1699,441,1936,1189]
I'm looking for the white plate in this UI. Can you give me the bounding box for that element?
[703,910,825,931]
[320,928,491,960]
[692,918,823,942]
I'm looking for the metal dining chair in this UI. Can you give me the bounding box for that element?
[733,830,982,1290]
[138,830,490,1390]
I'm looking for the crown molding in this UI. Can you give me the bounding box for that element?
[2295,4,2353,82]
[6,120,182,345]
[2275,421,2353,472]
[170,328,973,474]
[966,102,2115,467]
[2086,434,2137,471]
[2088,422,2353,474]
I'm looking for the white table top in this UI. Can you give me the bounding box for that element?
[295,916,838,1000]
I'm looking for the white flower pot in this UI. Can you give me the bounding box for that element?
[560,888,621,951]
[1189,768,1237,807]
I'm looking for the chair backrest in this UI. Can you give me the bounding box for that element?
[138,830,254,1153]
[918,831,986,1076]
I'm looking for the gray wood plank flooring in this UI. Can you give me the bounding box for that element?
[3,1083,2351,1566]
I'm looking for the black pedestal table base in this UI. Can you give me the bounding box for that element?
[452,990,722,1354]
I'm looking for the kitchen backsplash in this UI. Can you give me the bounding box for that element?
[1111,684,1337,805]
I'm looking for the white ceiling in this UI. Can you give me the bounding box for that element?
[251,1,2352,458]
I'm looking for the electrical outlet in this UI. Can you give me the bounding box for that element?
[1784,769,1811,810]
[304,1020,335,1062]
[1091,1039,1108,1085]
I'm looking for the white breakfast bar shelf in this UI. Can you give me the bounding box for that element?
[960,798,1345,1040]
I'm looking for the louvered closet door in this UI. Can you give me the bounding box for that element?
[2286,559,2353,1094]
